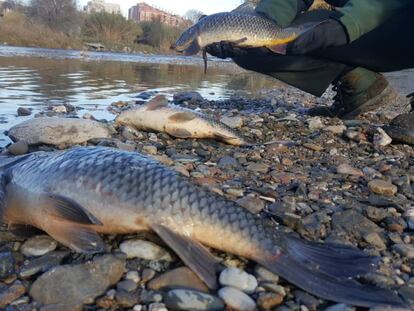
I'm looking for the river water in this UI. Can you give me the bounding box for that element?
[0,45,412,146]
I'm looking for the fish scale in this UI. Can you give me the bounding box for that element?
[0,147,407,308]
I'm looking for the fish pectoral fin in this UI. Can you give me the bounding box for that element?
[267,44,288,55]
[146,95,169,111]
[151,224,221,290]
[43,193,103,225]
[8,224,44,238]
[43,220,106,254]
[184,40,201,56]
[167,128,193,139]
[168,112,197,122]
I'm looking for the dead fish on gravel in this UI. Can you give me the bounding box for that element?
[0,146,407,308]
[116,95,250,146]
[172,4,320,72]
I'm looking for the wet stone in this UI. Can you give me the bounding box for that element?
[17,107,31,116]
[148,267,208,292]
[308,117,324,131]
[173,91,203,103]
[117,280,138,292]
[126,271,141,283]
[40,304,83,311]
[373,128,392,147]
[0,252,15,280]
[164,289,224,311]
[149,302,168,311]
[247,163,269,174]
[368,180,398,196]
[141,268,156,283]
[217,156,238,170]
[323,304,355,311]
[257,292,285,310]
[7,141,29,155]
[19,251,69,278]
[119,239,173,261]
[218,287,256,311]
[30,254,125,305]
[219,267,258,294]
[336,164,363,177]
[20,235,57,257]
[220,116,243,129]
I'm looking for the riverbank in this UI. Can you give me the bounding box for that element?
[0,85,413,310]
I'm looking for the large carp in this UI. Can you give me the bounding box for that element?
[0,147,406,308]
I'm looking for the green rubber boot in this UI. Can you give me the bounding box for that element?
[308,67,406,119]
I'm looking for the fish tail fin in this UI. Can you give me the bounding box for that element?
[256,234,407,308]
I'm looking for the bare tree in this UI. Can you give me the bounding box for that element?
[29,0,82,33]
[184,9,204,24]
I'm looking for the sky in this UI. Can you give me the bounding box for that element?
[78,0,243,18]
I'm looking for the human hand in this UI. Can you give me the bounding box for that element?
[205,41,248,59]
[287,19,349,55]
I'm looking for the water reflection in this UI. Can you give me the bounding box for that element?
[0,47,284,146]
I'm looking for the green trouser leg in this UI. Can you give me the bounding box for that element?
[232,7,414,97]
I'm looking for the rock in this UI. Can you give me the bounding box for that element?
[220,116,243,129]
[119,239,173,261]
[30,254,125,305]
[116,290,139,308]
[165,289,224,311]
[336,164,363,177]
[219,267,258,294]
[332,210,382,241]
[362,232,386,250]
[173,92,203,103]
[217,156,238,170]
[303,143,324,152]
[373,128,392,147]
[405,207,414,230]
[148,267,208,292]
[257,292,284,310]
[308,117,324,131]
[8,117,113,147]
[149,302,168,311]
[117,280,138,292]
[0,281,26,308]
[368,180,398,196]
[21,235,57,257]
[143,145,157,155]
[126,271,141,283]
[19,251,69,278]
[236,195,265,214]
[324,125,346,135]
[254,266,279,283]
[247,163,269,174]
[393,244,414,259]
[17,107,31,116]
[323,304,355,311]
[142,268,156,283]
[51,105,67,114]
[40,304,83,311]
[0,252,15,280]
[218,287,256,311]
[7,141,29,155]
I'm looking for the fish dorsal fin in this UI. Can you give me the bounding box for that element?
[43,193,102,225]
[146,95,169,111]
[168,112,197,122]
[232,1,259,15]
[150,224,220,290]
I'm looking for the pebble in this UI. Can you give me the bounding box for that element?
[254,266,279,283]
[308,117,324,131]
[126,270,141,283]
[218,287,256,311]
[143,145,157,155]
[117,279,138,292]
[368,180,398,196]
[323,304,355,311]
[173,91,203,103]
[247,163,269,174]
[236,195,265,214]
[303,143,323,152]
[19,251,69,278]
[119,239,173,261]
[165,289,224,311]
[7,140,29,155]
[219,267,258,294]
[17,107,31,116]
[40,304,83,311]
[404,207,414,230]
[30,255,125,305]
[336,163,363,177]
[51,105,67,113]
[257,292,284,310]
[393,244,414,259]
[148,267,208,292]
[116,290,140,308]
[373,128,392,147]
[0,281,26,308]
[149,302,168,311]
[324,125,346,134]
[217,156,238,169]
[221,116,243,129]
[20,235,57,257]
[0,252,15,280]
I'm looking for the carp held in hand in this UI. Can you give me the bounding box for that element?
[0,147,407,308]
